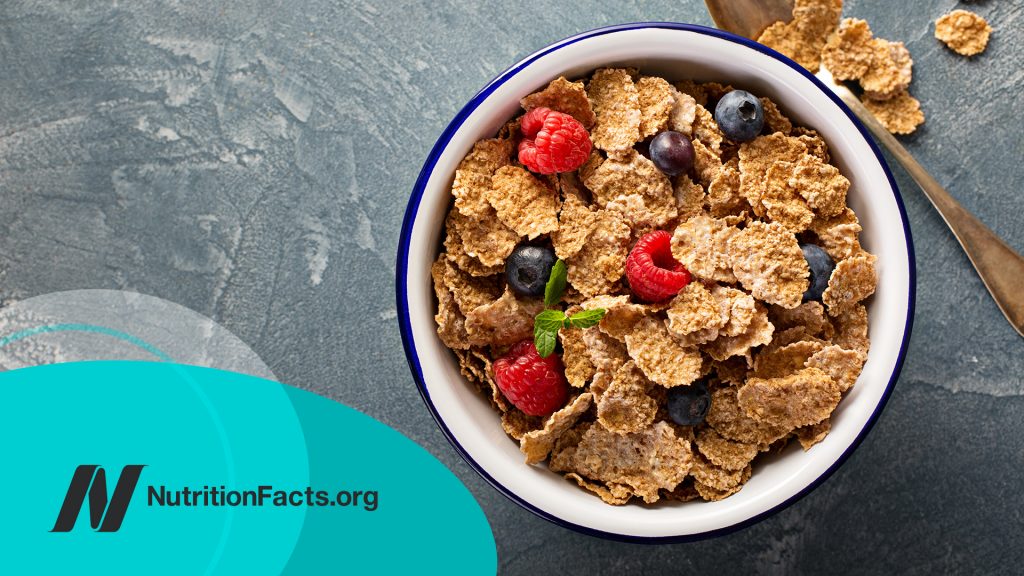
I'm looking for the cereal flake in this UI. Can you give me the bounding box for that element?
[487,166,560,239]
[728,221,810,309]
[862,90,925,135]
[521,392,594,464]
[822,253,877,315]
[597,362,658,435]
[521,76,597,128]
[587,68,642,152]
[738,367,840,430]
[624,317,703,388]
[636,76,676,139]
[935,10,991,57]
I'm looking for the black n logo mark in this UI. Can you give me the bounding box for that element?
[51,465,145,532]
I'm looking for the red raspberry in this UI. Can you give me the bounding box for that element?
[492,340,569,416]
[625,230,691,302]
[518,107,592,174]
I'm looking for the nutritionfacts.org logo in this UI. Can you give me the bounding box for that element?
[51,464,379,532]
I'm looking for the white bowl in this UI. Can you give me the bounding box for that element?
[397,23,914,541]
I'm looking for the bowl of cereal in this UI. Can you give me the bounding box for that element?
[397,22,914,541]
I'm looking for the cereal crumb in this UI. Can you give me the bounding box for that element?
[521,76,597,128]
[728,221,810,309]
[738,367,840,430]
[822,253,878,315]
[487,166,560,239]
[862,90,925,135]
[521,393,593,464]
[587,68,642,152]
[935,9,992,57]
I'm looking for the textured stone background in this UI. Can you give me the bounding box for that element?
[1,0,1021,573]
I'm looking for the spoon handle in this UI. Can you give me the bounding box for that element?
[825,78,1024,337]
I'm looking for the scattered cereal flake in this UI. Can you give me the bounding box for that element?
[582,149,677,229]
[666,282,726,338]
[587,68,642,152]
[455,347,508,412]
[810,207,864,261]
[636,76,676,139]
[550,192,595,260]
[704,302,775,363]
[728,221,809,309]
[671,214,738,283]
[673,80,708,107]
[437,256,503,315]
[738,132,807,215]
[582,326,630,375]
[715,285,759,337]
[691,138,724,187]
[756,0,843,73]
[822,253,877,315]
[451,138,513,217]
[700,82,735,101]
[581,295,645,340]
[444,217,504,277]
[433,256,472,349]
[691,453,752,491]
[762,161,816,233]
[560,322,596,388]
[806,344,867,392]
[548,421,693,503]
[564,472,634,505]
[668,88,698,136]
[521,392,594,464]
[822,18,876,80]
[768,301,833,338]
[861,40,913,100]
[624,317,703,388]
[674,174,706,222]
[792,127,831,163]
[708,158,749,218]
[935,9,991,57]
[578,150,605,184]
[566,208,632,297]
[753,340,825,379]
[502,408,543,440]
[738,367,840,430]
[692,104,724,153]
[694,477,746,501]
[788,155,850,217]
[597,362,657,435]
[465,287,543,347]
[487,166,560,239]
[862,90,925,135]
[760,97,792,135]
[831,303,869,353]
[446,204,519,267]
[796,418,831,450]
[707,384,791,445]
[695,428,759,471]
[521,76,597,128]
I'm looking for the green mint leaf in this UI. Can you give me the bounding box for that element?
[568,308,606,329]
[543,259,568,307]
[533,309,566,358]
[534,327,558,358]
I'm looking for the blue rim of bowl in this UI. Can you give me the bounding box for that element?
[396,22,916,543]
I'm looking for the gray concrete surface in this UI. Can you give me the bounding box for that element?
[1,0,1021,573]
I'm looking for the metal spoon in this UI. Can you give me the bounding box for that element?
[706,0,1024,337]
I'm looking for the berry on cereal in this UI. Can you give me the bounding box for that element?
[800,243,836,302]
[649,130,695,176]
[625,230,691,302]
[667,380,712,426]
[518,107,592,174]
[505,244,557,298]
[714,90,765,142]
[493,340,569,417]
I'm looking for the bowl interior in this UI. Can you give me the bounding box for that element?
[400,25,912,539]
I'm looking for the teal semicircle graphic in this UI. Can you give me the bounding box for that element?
[0,361,496,575]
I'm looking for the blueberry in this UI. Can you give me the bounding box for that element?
[667,380,711,426]
[714,90,764,142]
[505,244,557,297]
[801,243,836,302]
[649,131,695,176]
